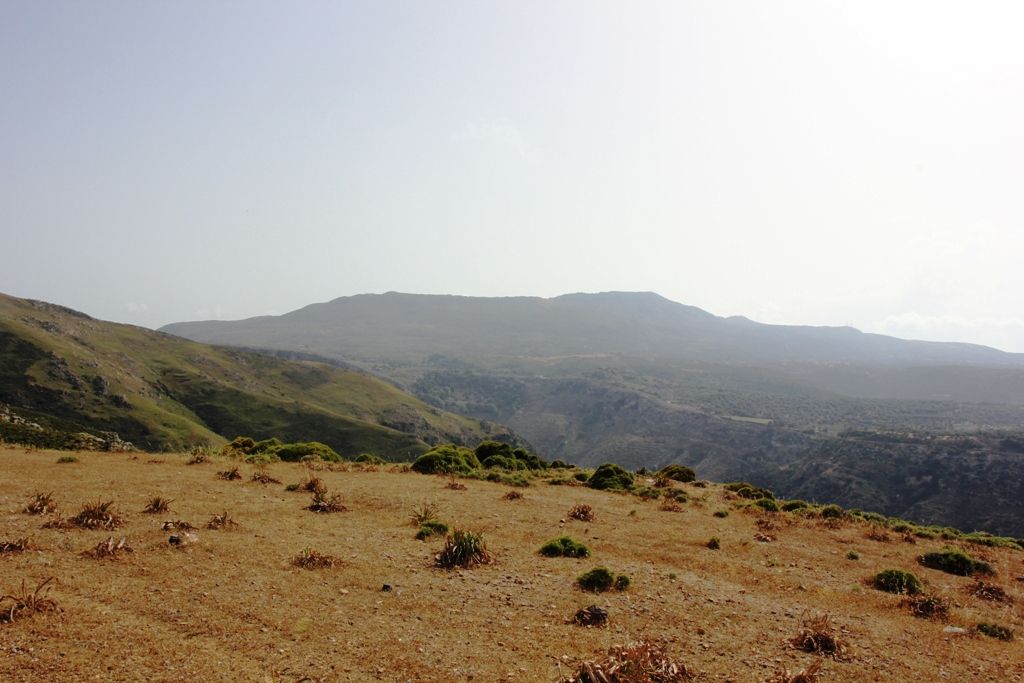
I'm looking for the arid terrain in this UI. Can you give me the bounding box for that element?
[1,446,1022,682]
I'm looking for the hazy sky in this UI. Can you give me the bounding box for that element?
[4,1,1024,351]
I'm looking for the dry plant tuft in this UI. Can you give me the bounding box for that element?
[559,640,695,682]
[302,476,326,494]
[658,500,684,512]
[0,577,61,624]
[436,530,493,569]
[790,614,847,659]
[161,520,196,532]
[572,605,609,627]
[68,500,125,530]
[84,536,133,559]
[217,467,242,481]
[292,548,340,569]
[755,517,779,532]
[186,452,210,465]
[307,489,348,513]
[410,501,440,526]
[0,538,38,555]
[206,510,239,530]
[251,467,282,485]
[968,580,1013,604]
[142,496,173,514]
[901,594,950,620]
[766,659,823,683]
[865,526,892,543]
[569,504,596,522]
[503,490,524,501]
[754,532,776,543]
[23,492,58,516]
[445,475,467,491]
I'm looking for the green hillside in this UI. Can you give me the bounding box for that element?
[0,293,511,456]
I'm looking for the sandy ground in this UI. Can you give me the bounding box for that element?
[1,446,1022,682]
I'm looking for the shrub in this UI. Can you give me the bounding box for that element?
[142,497,172,514]
[873,569,923,595]
[724,482,774,499]
[206,510,239,530]
[781,500,808,512]
[573,472,590,482]
[961,532,1024,551]
[902,594,950,620]
[968,580,1013,604]
[274,441,341,462]
[846,550,859,560]
[577,567,630,593]
[354,453,384,464]
[435,530,493,569]
[659,499,684,512]
[707,537,720,550]
[755,498,780,512]
[68,501,125,530]
[819,504,845,519]
[572,605,608,627]
[293,548,340,569]
[0,538,37,555]
[587,463,635,491]
[558,641,694,682]
[634,486,661,500]
[0,577,60,624]
[415,520,449,541]
[307,489,347,513]
[918,550,993,577]
[539,537,590,558]
[977,622,1014,641]
[568,504,596,522]
[56,456,78,464]
[713,510,729,519]
[663,488,688,503]
[410,501,440,526]
[251,467,282,485]
[481,455,527,471]
[657,464,696,483]
[217,467,242,481]
[503,490,524,501]
[790,614,847,658]
[24,492,57,516]
[411,444,480,475]
[186,449,210,465]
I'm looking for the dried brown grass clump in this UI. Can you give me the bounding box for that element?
[968,580,1013,604]
[299,476,326,494]
[865,526,892,543]
[766,660,823,683]
[0,538,38,555]
[292,548,340,569]
[569,504,596,522]
[789,614,847,659]
[142,496,173,514]
[445,476,467,491]
[307,489,348,513]
[206,510,239,530]
[83,536,133,559]
[0,577,61,624]
[410,501,440,526]
[755,517,779,532]
[23,492,58,516]
[559,641,695,682]
[68,500,125,530]
[572,605,609,627]
[185,452,210,465]
[659,500,684,512]
[503,490,524,501]
[217,467,242,481]
[754,532,776,543]
[251,468,282,485]
[901,594,950,620]
[161,520,196,532]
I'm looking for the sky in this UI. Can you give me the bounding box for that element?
[3,1,1024,352]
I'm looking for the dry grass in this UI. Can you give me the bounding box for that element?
[901,594,950,620]
[767,659,823,683]
[865,526,892,543]
[83,537,133,559]
[503,490,524,501]
[185,452,210,465]
[559,641,695,682]
[251,467,282,485]
[67,500,125,530]
[0,538,37,555]
[216,467,241,481]
[23,492,58,516]
[409,501,439,526]
[206,510,239,530]
[142,496,172,514]
[306,489,347,513]
[569,503,596,522]
[658,500,684,512]
[789,614,848,659]
[292,548,340,569]
[969,580,1014,604]
[0,577,60,624]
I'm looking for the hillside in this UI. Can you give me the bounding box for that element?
[1,447,1021,682]
[160,291,1024,535]
[0,293,512,457]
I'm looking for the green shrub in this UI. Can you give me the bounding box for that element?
[961,532,1024,551]
[847,550,860,560]
[538,537,590,558]
[873,569,923,595]
[435,529,493,569]
[919,550,994,577]
[415,519,449,541]
[354,453,384,464]
[274,441,341,462]
[577,566,629,592]
[634,486,661,500]
[481,455,527,471]
[754,498,780,512]
[707,537,720,550]
[856,511,887,524]
[411,444,480,475]
[587,463,635,491]
[573,472,590,482]
[781,500,808,512]
[713,510,729,519]
[656,464,696,483]
[252,437,283,453]
[550,460,571,469]
[474,441,546,470]
[977,622,1014,641]
[663,488,688,503]
[56,456,78,464]
[724,482,774,499]
[819,504,845,519]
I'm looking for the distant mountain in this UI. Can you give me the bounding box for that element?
[0,293,514,456]
[160,291,1024,535]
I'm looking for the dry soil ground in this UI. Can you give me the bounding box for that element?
[1,447,1022,682]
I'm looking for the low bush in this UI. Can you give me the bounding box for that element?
[0,538,37,555]
[713,510,729,519]
[217,467,242,481]
[707,537,720,550]
[657,464,696,483]
[819,504,845,519]
[724,482,774,499]
[790,614,847,659]
[780,500,809,512]
[873,569,923,595]
[968,580,1013,604]
[503,490,524,501]
[577,567,630,593]
[415,520,449,540]
[846,550,859,560]
[251,467,282,485]
[918,550,993,577]
[634,486,661,500]
[755,498,780,512]
[206,510,239,530]
[539,537,590,558]
[56,456,78,464]
[23,493,57,516]
[68,501,125,530]
[307,489,347,513]
[435,530,493,569]
[587,463,635,491]
[568,504,596,522]
[274,441,341,462]
[142,497,172,514]
[977,622,1014,641]
[354,453,384,464]
[412,444,480,475]
[902,594,950,620]
[572,605,609,628]
[293,548,340,569]
[557,641,694,682]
